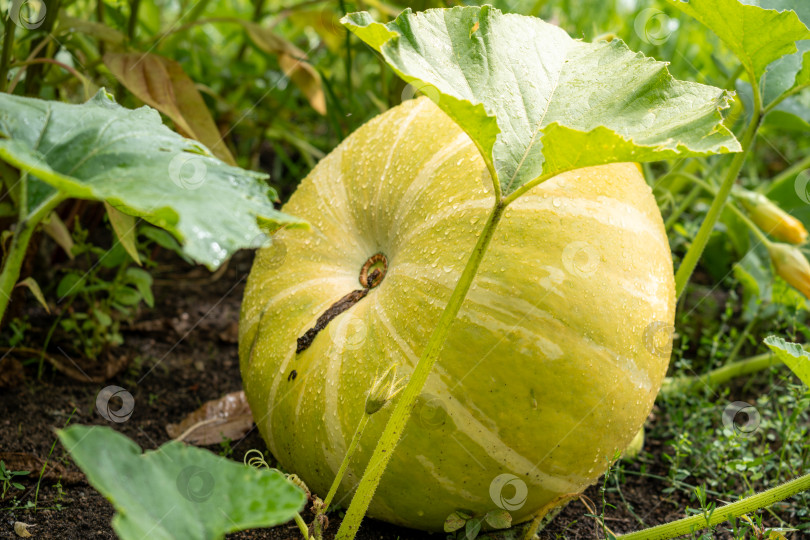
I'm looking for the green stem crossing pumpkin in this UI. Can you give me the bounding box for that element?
[239,97,675,532]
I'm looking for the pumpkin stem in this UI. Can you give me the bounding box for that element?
[295,253,388,354]
[359,253,387,288]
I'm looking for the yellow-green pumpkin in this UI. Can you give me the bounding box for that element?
[239,97,675,532]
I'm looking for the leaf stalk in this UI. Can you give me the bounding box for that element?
[335,199,507,539]
[0,14,15,93]
[673,102,762,297]
[0,191,66,325]
[658,345,810,396]
[312,413,370,539]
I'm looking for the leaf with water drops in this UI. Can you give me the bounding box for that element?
[0,90,305,269]
[343,6,740,197]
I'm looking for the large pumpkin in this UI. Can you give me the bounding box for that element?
[239,97,675,531]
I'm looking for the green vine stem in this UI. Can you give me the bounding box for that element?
[127,0,141,40]
[0,14,16,93]
[725,315,758,366]
[0,192,66,325]
[671,171,773,247]
[616,472,810,540]
[659,345,810,396]
[311,414,370,539]
[762,81,810,116]
[23,0,61,96]
[293,513,311,539]
[335,201,506,539]
[664,184,701,232]
[673,87,762,298]
[322,414,369,512]
[339,0,353,107]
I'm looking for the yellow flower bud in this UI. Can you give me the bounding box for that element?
[365,364,406,415]
[738,190,808,245]
[768,243,810,298]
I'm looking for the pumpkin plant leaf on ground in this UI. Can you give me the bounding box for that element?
[58,425,306,540]
[0,90,306,270]
[483,509,512,529]
[444,511,468,533]
[343,6,740,197]
[104,52,237,165]
[671,0,810,83]
[764,335,810,387]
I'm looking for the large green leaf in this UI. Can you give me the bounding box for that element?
[764,335,810,387]
[671,0,810,82]
[343,6,739,197]
[103,52,237,165]
[58,425,306,540]
[755,1,810,104]
[737,78,810,131]
[0,90,305,269]
[762,45,810,103]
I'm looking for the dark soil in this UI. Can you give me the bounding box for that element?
[0,252,763,540]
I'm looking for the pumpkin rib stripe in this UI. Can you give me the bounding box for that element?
[261,295,350,453]
[373,301,584,494]
[399,274,566,361]
[309,151,355,238]
[372,99,429,242]
[392,268,657,392]
[391,261,665,343]
[413,454,478,501]
[243,275,357,354]
[398,198,493,247]
[398,193,663,251]
[318,312,355,473]
[391,132,477,233]
[513,195,667,248]
[434,376,584,493]
[309,153,376,255]
[389,263,561,315]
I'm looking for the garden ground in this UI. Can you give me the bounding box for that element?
[0,252,789,539]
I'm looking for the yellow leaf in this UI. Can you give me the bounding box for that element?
[14,522,35,538]
[243,23,326,115]
[15,277,49,313]
[104,202,140,265]
[41,212,74,259]
[279,53,326,115]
